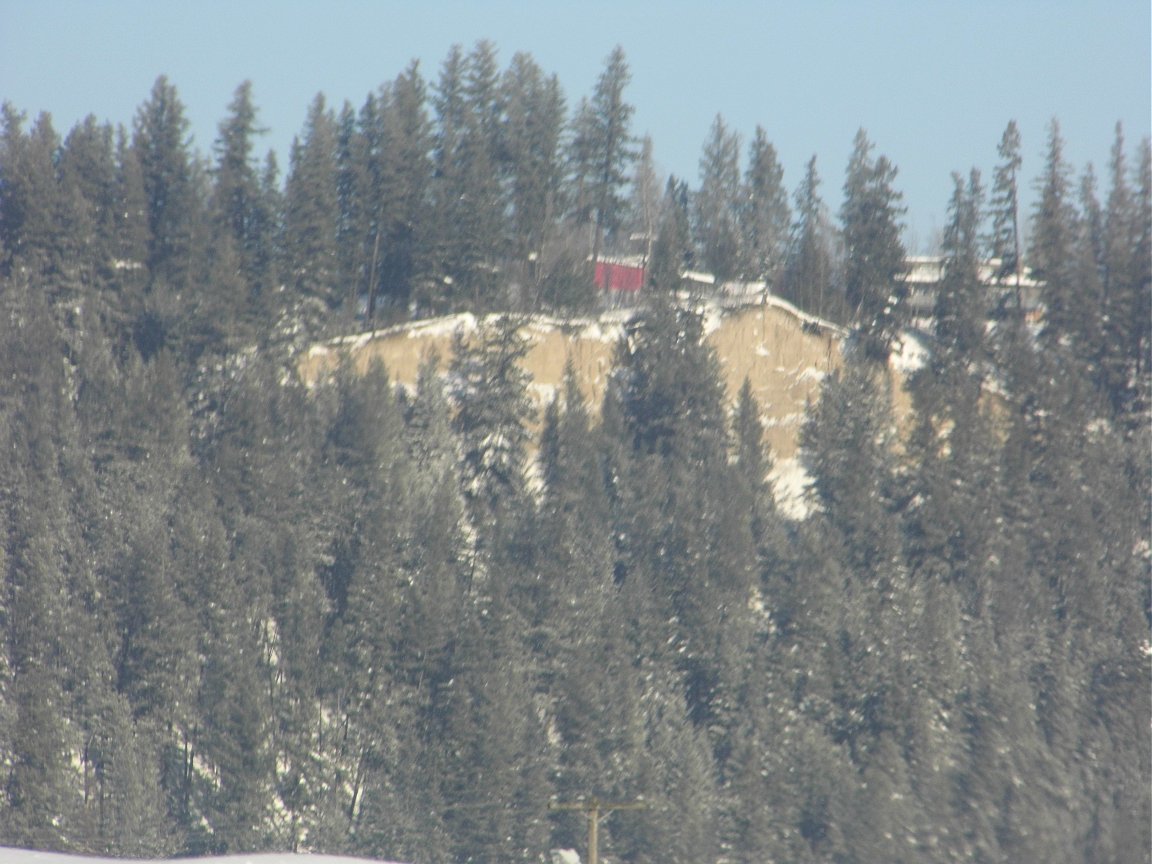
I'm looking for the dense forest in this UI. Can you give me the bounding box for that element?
[0,42,1149,863]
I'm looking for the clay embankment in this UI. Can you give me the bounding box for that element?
[299,296,848,461]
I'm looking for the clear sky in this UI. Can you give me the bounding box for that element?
[2,0,1149,249]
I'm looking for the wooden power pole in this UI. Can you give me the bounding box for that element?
[549,798,646,864]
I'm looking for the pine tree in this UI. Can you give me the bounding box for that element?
[626,134,661,265]
[1098,124,1151,418]
[585,46,636,262]
[1071,163,1107,377]
[841,129,908,361]
[374,62,434,316]
[212,81,264,294]
[1030,119,1081,350]
[58,115,120,282]
[801,359,901,590]
[933,169,987,365]
[335,98,368,314]
[730,377,778,547]
[740,126,791,286]
[501,52,566,266]
[427,42,508,311]
[565,97,597,242]
[0,108,70,278]
[989,120,1024,299]
[283,94,340,309]
[449,315,537,528]
[695,114,743,284]
[133,76,198,289]
[646,177,692,295]
[247,151,282,318]
[783,155,839,320]
[111,127,150,302]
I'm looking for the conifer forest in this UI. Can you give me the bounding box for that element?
[0,43,1149,862]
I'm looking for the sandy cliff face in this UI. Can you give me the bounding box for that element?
[299,297,847,461]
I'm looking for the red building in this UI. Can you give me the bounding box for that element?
[593,257,646,293]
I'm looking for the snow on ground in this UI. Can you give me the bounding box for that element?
[889,330,930,374]
[761,292,848,337]
[769,455,812,520]
[0,854,405,864]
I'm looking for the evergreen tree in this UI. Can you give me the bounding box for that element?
[646,177,691,295]
[501,52,566,265]
[1098,124,1151,418]
[111,126,150,300]
[608,296,757,750]
[212,81,264,294]
[247,151,282,318]
[427,42,508,311]
[626,134,661,265]
[933,169,987,364]
[133,76,198,289]
[283,94,340,309]
[783,155,839,320]
[801,359,901,592]
[0,108,70,278]
[1071,163,1107,376]
[841,129,908,361]
[564,96,599,248]
[585,46,636,262]
[740,126,791,286]
[449,315,537,528]
[58,115,121,282]
[989,119,1024,298]
[376,62,434,316]
[1030,119,1081,350]
[730,377,778,548]
[694,114,743,284]
[335,98,368,314]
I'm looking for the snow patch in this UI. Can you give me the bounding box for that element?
[769,456,812,520]
[889,331,929,374]
[762,292,848,337]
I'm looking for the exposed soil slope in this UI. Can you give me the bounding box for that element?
[300,296,848,460]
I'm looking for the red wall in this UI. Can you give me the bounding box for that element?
[594,261,645,292]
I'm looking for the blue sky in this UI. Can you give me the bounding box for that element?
[2,0,1149,248]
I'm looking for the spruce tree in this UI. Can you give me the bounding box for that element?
[740,127,791,286]
[283,94,340,309]
[840,129,908,361]
[501,52,566,266]
[783,155,839,320]
[212,81,264,294]
[1030,119,1081,350]
[133,76,198,289]
[375,62,434,316]
[585,46,636,262]
[694,114,743,284]
[449,315,537,528]
[646,176,692,295]
[59,115,121,282]
[933,169,987,365]
[989,119,1024,299]
[0,109,70,278]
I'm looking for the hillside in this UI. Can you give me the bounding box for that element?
[300,294,850,462]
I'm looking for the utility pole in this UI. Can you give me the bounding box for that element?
[549,798,646,864]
